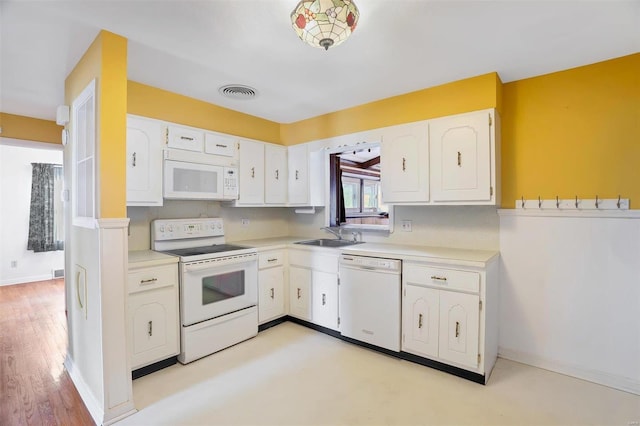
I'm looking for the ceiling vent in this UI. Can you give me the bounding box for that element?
[218,84,258,100]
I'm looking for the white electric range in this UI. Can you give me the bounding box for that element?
[151,218,258,364]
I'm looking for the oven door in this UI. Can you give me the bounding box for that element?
[180,254,258,326]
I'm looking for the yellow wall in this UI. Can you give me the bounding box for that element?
[501,53,640,208]
[0,113,62,144]
[127,81,281,144]
[280,72,502,145]
[65,30,128,218]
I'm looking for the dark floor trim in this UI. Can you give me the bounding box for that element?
[132,356,178,380]
[261,316,486,385]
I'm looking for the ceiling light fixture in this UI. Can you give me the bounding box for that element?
[291,0,359,51]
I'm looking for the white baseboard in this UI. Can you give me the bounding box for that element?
[1,274,55,286]
[498,347,640,396]
[64,355,104,424]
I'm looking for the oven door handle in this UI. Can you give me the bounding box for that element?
[183,258,255,272]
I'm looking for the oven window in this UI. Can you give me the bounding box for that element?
[202,270,245,305]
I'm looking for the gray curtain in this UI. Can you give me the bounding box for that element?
[27,163,64,252]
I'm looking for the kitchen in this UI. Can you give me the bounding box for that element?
[0,1,639,425]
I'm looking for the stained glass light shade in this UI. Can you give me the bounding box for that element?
[291,0,359,50]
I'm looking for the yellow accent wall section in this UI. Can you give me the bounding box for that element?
[65,30,128,218]
[501,53,640,208]
[127,81,281,144]
[0,113,62,144]
[281,72,502,145]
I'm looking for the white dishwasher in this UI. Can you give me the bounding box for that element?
[339,254,402,352]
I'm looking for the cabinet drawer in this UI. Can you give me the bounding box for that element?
[128,264,178,294]
[289,249,338,274]
[404,264,479,294]
[205,132,236,157]
[259,250,285,269]
[167,125,204,152]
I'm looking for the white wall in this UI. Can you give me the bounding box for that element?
[499,210,640,394]
[0,138,64,285]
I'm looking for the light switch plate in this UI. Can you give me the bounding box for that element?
[401,220,412,232]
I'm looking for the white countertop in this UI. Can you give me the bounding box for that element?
[128,250,179,269]
[230,237,499,268]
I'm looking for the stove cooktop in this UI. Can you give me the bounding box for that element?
[161,244,251,258]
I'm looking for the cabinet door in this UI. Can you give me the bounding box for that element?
[258,266,286,324]
[126,116,164,206]
[311,271,338,330]
[265,144,288,204]
[438,291,480,369]
[287,144,309,205]
[402,285,439,358]
[129,286,179,369]
[289,266,312,320]
[237,140,265,205]
[430,110,492,202]
[381,121,429,203]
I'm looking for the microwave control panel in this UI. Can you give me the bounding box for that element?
[223,167,239,199]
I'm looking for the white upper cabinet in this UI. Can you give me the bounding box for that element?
[429,109,498,204]
[381,121,430,204]
[167,124,204,152]
[204,132,237,158]
[287,144,310,205]
[237,139,265,205]
[265,144,288,204]
[126,115,165,206]
[288,144,325,207]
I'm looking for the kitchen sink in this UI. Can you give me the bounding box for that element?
[294,239,364,248]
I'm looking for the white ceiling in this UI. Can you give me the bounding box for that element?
[1,1,638,124]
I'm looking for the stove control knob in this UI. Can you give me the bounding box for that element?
[168,225,174,232]
[217,223,222,229]
[159,225,165,232]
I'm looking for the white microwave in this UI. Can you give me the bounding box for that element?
[164,151,238,200]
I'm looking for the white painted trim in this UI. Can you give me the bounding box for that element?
[1,274,55,286]
[498,348,640,396]
[96,218,130,229]
[64,355,104,424]
[498,208,640,219]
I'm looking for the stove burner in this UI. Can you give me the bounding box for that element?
[161,244,251,257]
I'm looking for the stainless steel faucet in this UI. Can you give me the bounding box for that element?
[321,227,342,240]
[351,231,361,242]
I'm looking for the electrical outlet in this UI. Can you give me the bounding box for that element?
[241,218,250,227]
[401,220,412,232]
[10,260,17,268]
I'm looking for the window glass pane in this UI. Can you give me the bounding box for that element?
[363,180,379,211]
[342,177,360,211]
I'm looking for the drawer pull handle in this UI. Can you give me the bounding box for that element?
[180,136,194,141]
[418,313,423,329]
[267,258,277,263]
[402,157,406,171]
[270,288,274,299]
[322,293,326,306]
[457,151,462,167]
[275,169,279,180]
[430,276,447,282]
[295,170,299,180]
[297,288,301,299]
[251,167,255,178]
[132,152,137,167]
[455,321,460,338]
[215,144,227,148]
[148,321,153,337]
[140,278,158,285]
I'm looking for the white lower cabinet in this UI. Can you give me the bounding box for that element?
[402,262,491,375]
[311,270,339,330]
[288,248,339,330]
[127,262,179,370]
[289,265,312,320]
[258,250,287,324]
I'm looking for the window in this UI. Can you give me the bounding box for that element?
[72,79,96,228]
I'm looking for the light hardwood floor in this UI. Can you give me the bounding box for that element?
[0,279,94,426]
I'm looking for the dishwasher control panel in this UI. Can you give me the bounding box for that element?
[340,255,401,272]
